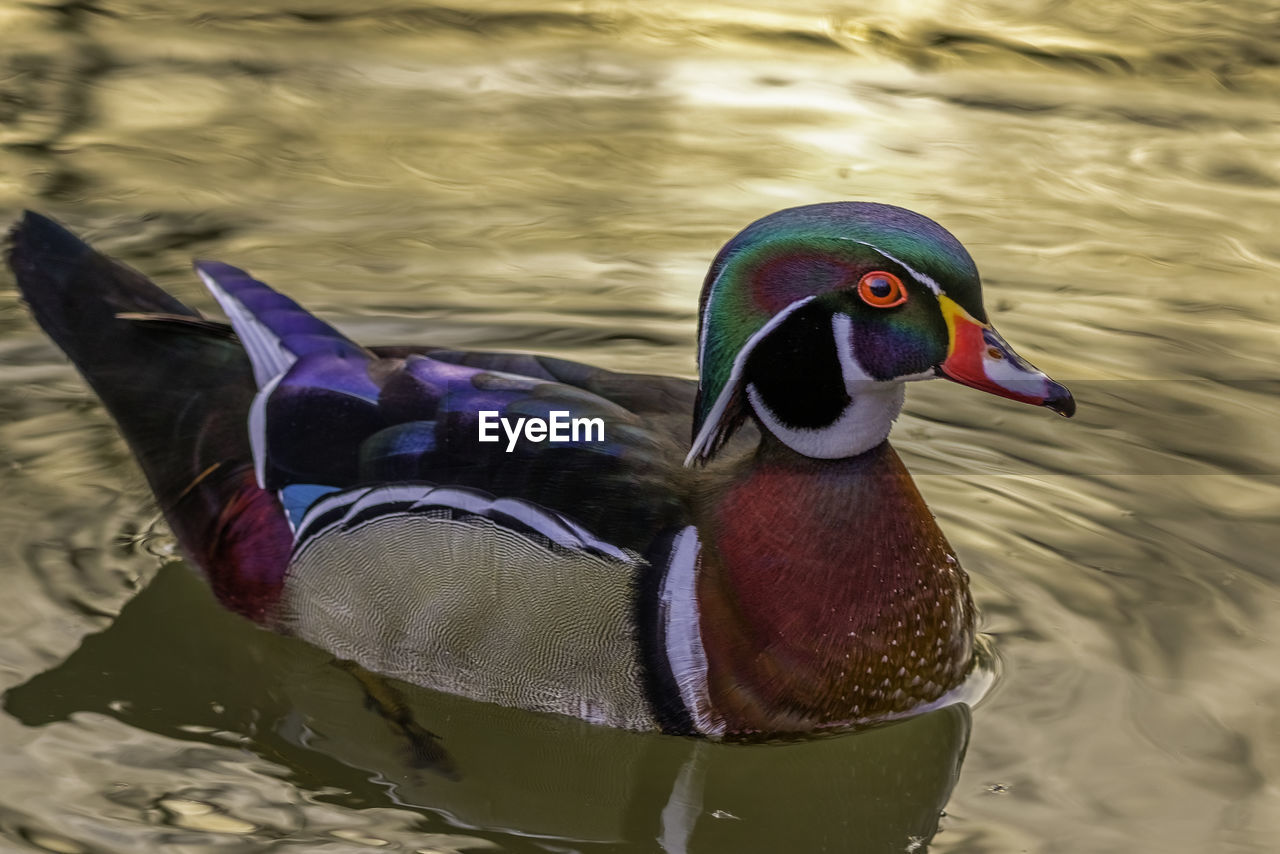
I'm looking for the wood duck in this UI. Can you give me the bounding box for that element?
[8,204,1073,738]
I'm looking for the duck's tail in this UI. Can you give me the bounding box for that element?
[7,212,292,619]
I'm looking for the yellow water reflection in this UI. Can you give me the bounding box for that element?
[1,1,1277,852]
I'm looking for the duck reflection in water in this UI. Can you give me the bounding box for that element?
[7,565,974,852]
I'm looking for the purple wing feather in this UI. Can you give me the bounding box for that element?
[196,257,690,551]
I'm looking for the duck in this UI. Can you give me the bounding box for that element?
[8,203,1073,738]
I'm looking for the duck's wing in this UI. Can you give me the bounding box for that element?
[8,212,294,618]
[195,262,690,556]
[370,347,698,449]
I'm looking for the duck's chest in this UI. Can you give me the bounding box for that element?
[692,443,976,734]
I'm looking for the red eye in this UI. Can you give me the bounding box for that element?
[857,271,907,308]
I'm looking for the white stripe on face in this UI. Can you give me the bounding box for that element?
[686,296,816,466]
[844,239,944,295]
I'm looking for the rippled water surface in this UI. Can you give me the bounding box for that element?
[1,2,1278,852]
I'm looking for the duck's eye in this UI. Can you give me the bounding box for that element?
[857,271,907,308]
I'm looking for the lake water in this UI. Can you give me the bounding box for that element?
[1,1,1277,852]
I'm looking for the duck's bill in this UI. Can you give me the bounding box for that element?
[936,296,1075,417]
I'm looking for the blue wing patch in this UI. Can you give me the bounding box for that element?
[280,483,342,531]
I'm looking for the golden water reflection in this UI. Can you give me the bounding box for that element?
[1,1,1277,852]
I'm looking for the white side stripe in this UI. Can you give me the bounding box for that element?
[659,526,724,736]
[300,486,373,526]
[410,487,492,516]
[293,483,634,564]
[348,484,438,515]
[490,497,630,562]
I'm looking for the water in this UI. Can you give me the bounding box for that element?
[1,1,1277,851]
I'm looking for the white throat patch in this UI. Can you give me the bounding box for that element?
[746,313,905,459]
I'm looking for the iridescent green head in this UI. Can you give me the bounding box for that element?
[687,202,1073,464]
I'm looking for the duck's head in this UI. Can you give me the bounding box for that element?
[688,202,1074,465]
